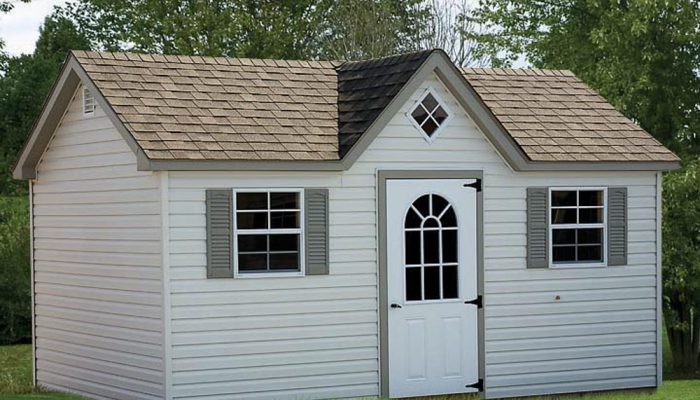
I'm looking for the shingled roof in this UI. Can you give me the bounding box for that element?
[73,51,342,161]
[337,51,432,155]
[13,48,678,179]
[462,68,677,162]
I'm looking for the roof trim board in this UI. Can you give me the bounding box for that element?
[12,50,679,180]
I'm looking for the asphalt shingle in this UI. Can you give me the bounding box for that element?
[70,50,677,164]
[462,68,677,162]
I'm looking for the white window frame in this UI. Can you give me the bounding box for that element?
[406,87,453,144]
[82,86,96,116]
[232,188,305,278]
[548,187,607,268]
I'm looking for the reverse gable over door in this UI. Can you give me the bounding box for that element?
[351,72,660,398]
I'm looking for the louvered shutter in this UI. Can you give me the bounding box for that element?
[607,187,628,266]
[527,187,549,268]
[206,189,233,278]
[305,188,329,275]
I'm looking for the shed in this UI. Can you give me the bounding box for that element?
[13,49,678,400]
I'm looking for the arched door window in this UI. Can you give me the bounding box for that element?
[404,193,459,301]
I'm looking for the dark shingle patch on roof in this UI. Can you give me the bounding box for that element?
[337,50,433,155]
[462,67,677,162]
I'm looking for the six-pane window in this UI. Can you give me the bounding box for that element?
[235,191,302,274]
[550,189,605,265]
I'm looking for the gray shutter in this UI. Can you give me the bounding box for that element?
[305,188,329,275]
[527,187,549,268]
[206,189,233,278]
[607,187,628,266]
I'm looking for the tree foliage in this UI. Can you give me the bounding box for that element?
[60,0,435,61]
[319,0,427,60]
[420,0,488,66]
[663,159,700,372]
[0,14,90,196]
[470,0,700,370]
[469,0,700,152]
[0,196,30,345]
[61,0,326,59]
[0,1,30,51]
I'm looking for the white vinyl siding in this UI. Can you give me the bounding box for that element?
[167,73,659,399]
[32,88,164,400]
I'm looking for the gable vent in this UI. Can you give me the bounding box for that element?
[82,86,96,115]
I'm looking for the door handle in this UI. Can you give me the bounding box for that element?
[464,295,483,308]
[390,303,402,309]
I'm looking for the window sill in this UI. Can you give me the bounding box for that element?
[549,262,606,269]
[234,271,304,279]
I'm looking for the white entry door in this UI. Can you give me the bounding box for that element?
[386,178,479,398]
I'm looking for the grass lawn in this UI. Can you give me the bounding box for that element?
[0,345,83,400]
[1,337,698,400]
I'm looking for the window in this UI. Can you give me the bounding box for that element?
[408,89,450,141]
[234,190,303,275]
[550,188,606,266]
[82,87,96,115]
[404,193,459,301]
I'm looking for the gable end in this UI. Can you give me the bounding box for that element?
[12,54,149,180]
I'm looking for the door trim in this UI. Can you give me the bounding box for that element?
[377,170,485,398]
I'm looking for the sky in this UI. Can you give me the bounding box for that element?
[0,0,68,56]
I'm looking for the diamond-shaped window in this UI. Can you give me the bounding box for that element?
[410,91,449,140]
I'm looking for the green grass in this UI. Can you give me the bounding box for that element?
[0,338,698,400]
[0,345,83,399]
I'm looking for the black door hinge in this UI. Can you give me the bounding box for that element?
[466,378,484,391]
[463,179,482,192]
[464,295,483,308]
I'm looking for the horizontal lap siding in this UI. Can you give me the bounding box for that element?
[32,92,164,400]
[169,172,380,400]
[168,73,658,399]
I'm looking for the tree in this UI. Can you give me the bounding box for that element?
[663,159,700,372]
[468,0,700,152]
[0,14,90,195]
[61,0,444,61]
[319,0,428,60]
[0,196,30,344]
[420,0,488,67]
[61,0,326,59]
[469,0,700,371]
[0,1,31,51]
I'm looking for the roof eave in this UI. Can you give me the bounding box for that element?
[519,159,681,172]
[14,50,679,177]
[147,159,344,172]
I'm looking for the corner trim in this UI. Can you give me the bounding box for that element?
[655,172,663,386]
[160,172,173,399]
[29,180,37,387]
[377,170,485,398]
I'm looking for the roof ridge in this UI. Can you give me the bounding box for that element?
[71,50,339,69]
[337,48,438,70]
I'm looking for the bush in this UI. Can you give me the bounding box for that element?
[0,196,31,345]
